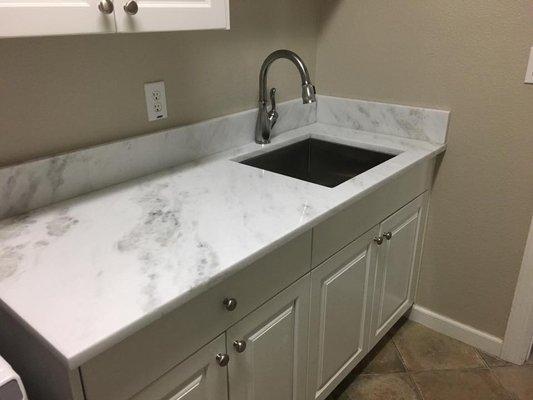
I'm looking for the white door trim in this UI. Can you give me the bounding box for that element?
[500,216,533,364]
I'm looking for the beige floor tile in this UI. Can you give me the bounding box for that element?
[393,321,485,371]
[493,366,533,400]
[411,369,513,400]
[480,351,512,367]
[359,338,405,375]
[344,373,420,400]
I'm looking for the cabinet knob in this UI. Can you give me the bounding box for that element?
[123,0,138,15]
[215,353,230,367]
[98,0,114,14]
[374,236,384,245]
[223,297,237,311]
[384,232,393,240]
[233,340,247,353]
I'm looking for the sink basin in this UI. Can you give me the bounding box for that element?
[240,138,396,188]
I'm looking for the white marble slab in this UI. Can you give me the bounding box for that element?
[0,121,445,368]
[0,99,316,221]
[317,95,450,144]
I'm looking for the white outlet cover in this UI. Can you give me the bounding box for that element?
[144,81,168,121]
[525,47,533,84]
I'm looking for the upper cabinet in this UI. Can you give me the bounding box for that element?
[115,0,230,33]
[0,0,116,37]
[0,0,229,38]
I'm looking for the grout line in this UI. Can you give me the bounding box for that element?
[487,368,519,400]
[475,348,491,369]
[406,373,426,400]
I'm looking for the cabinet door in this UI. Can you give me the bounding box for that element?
[115,0,229,33]
[369,194,428,346]
[0,0,116,37]
[307,227,379,400]
[130,334,228,400]
[226,275,310,400]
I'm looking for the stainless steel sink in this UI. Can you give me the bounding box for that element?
[240,138,396,188]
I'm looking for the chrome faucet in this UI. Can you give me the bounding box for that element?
[255,50,316,144]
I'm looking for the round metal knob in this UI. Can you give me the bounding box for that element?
[98,0,114,14]
[223,298,237,311]
[383,232,393,240]
[123,0,138,15]
[215,353,230,367]
[374,236,384,245]
[233,340,247,353]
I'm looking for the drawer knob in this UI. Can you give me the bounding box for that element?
[233,340,247,353]
[384,232,392,240]
[223,297,238,311]
[374,236,384,245]
[123,0,138,15]
[98,0,114,14]
[216,353,230,367]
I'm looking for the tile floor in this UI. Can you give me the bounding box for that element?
[327,319,533,400]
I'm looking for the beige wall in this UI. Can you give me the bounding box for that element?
[316,0,533,337]
[0,0,319,166]
[2,0,532,339]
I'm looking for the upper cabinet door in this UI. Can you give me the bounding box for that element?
[0,0,116,37]
[114,0,230,33]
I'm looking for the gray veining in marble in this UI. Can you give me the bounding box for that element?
[0,120,446,368]
[0,99,316,221]
[0,95,449,369]
[317,95,450,144]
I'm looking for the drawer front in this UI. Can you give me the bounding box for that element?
[130,334,228,400]
[312,158,434,267]
[82,231,312,400]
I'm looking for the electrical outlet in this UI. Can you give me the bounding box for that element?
[525,47,533,84]
[144,81,168,121]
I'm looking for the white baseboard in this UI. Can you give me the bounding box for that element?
[409,305,503,357]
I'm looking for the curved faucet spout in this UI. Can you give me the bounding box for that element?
[255,50,317,144]
[259,49,314,103]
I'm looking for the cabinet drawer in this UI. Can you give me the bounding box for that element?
[81,231,311,400]
[312,158,434,267]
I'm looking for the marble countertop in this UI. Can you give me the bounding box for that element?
[0,122,445,368]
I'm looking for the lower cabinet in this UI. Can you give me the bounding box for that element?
[369,193,427,347]
[82,194,428,400]
[307,227,378,400]
[227,275,310,400]
[130,334,228,400]
[307,193,428,400]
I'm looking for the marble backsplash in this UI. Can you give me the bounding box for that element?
[0,95,450,221]
[0,99,316,220]
[317,95,450,144]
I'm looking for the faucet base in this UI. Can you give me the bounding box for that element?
[255,138,271,145]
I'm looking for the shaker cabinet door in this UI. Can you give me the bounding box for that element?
[226,275,310,400]
[115,0,229,33]
[307,227,378,400]
[0,0,116,37]
[369,194,427,347]
[130,334,228,400]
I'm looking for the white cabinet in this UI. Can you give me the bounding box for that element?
[369,194,427,347]
[307,227,378,400]
[0,0,229,37]
[0,0,116,38]
[130,334,228,400]
[115,0,229,33]
[227,275,310,400]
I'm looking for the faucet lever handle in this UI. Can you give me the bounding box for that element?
[268,88,279,128]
